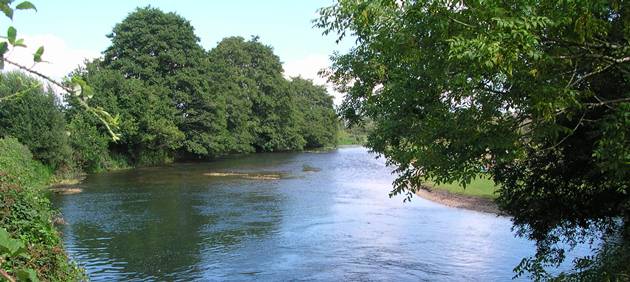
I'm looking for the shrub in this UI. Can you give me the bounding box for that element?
[0,72,72,171]
[67,114,110,173]
[0,137,82,281]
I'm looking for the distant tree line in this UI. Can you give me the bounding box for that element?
[1,7,338,174]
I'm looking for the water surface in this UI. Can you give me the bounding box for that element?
[53,146,586,281]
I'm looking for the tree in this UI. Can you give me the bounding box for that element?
[289,77,338,148]
[103,6,227,159]
[69,61,185,165]
[317,0,629,279]
[207,38,257,154]
[209,36,305,152]
[0,72,71,171]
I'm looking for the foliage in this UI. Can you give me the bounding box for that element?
[63,8,338,170]
[317,0,630,279]
[289,77,338,148]
[70,61,184,166]
[0,227,39,282]
[209,36,305,152]
[0,72,72,171]
[0,0,40,72]
[0,1,120,142]
[0,137,50,187]
[0,137,82,281]
[103,6,226,158]
[206,37,257,154]
[337,119,374,145]
[67,114,110,173]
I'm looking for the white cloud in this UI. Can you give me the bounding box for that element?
[3,34,100,91]
[283,54,344,106]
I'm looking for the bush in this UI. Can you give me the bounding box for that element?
[0,137,82,281]
[0,72,72,171]
[67,114,110,173]
[0,137,50,188]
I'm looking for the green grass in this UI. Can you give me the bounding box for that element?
[426,176,499,199]
[337,130,366,145]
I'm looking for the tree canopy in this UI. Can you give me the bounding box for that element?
[63,7,338,167]
[103,7,226,159]
[317,0,629,279]
[208,36,307,152]
[289,77,338,148]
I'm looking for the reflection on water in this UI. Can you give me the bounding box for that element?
[52,147,589,281]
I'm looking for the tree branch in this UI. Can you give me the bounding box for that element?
[3,58,74,93]
[0,269,16,282]
[545,111,586,151]
[569,63,614,88]
[449,17,476,28]
[586,97,630,107]
[3,58,120,141]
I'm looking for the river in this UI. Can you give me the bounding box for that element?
[52,146,588,281]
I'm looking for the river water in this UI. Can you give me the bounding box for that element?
[52,146,588,281]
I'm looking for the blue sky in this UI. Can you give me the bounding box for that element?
[3,0,353,102]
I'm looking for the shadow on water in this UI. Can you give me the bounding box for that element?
[53,153,293,281]
[52,147,592,281]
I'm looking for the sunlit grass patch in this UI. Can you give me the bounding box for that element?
[425,175,498,199]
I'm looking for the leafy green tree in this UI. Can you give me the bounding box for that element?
[69,62,184,165]
[337,118,374,145]
[317,0,629,279]
[207,38,257,154]
[209,36,305,152]
[0,72,71,171]
[103,6,227,158]
[289,77,338,148]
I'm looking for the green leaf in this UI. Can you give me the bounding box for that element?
[0,4,13,19]
[14,38,26,47]
[15,1,37,11]
[7,26,16,44]
[0,227,26,256]
[16,268,40,282]
[33,46,43,62]
[0,41,8,55]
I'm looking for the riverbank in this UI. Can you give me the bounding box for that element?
[415,185,503,215]
[0,137,83,281]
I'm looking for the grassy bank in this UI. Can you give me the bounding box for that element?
[337,130,367,145]
[416,175,500,214]
[337,121,374,146]
[425,176,498,199]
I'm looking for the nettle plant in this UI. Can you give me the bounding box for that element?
[0,228,38,282]
[0,0,120,141]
